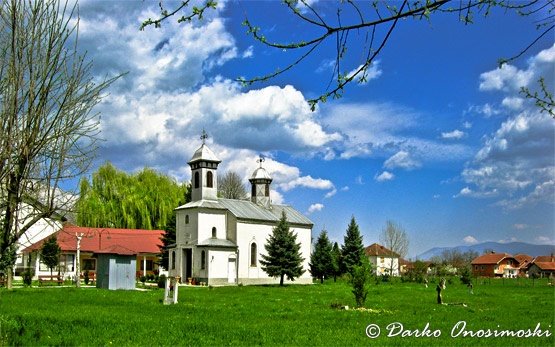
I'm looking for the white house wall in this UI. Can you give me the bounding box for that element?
[368,255,400,276]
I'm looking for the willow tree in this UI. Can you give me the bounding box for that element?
[76,162,188,230]
[0,0,119,288]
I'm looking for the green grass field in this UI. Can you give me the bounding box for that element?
[0,278,553,346]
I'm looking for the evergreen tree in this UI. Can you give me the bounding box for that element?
[260,211,305,286]
[41,235,61,277]
[340,216,365,275]
[309,230,333,284]
[331,241,342,282]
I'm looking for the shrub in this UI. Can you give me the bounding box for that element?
[139,276,147,284]
[23,269,34,286]
[84,270,90,285]
[157,275,166,289]
[349,260,371,308]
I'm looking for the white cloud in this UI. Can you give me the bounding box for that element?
[347,61,383,85]
[453,186,498,198]
[375,171,395,182]
[502,97,524,110]
[441,129,465,140]
[279,175,335,192]
[460,45,555,209]
[463,235,479,245]
[307,203,324,214]
[462,121,472,129]
[534,235,555,244]
[384,151,421,170]
[324,188,337,198]
[465,103,501,118]
[513,224,528,230]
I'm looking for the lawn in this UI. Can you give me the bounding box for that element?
[0,278,553,346]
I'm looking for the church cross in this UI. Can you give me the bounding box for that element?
[200,129,208,144]
[257,154,265,168]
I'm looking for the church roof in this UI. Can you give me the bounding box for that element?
[176,198,313,226]
[250,167,272,181]
[188,144,221,164]
[197,238,237,248]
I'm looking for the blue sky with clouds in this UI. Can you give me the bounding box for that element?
[76,0,554,257]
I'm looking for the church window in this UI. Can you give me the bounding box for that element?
[201,250,206,270]
[171,251,176,270]
[194,172,200,188]
[207,171,213,188]
[250,243,257,267]
[212,227,217,238]
[265,184,270,197]
[185,215,189,224]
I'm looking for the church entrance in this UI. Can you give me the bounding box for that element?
[182,249,192,281]
[227,256,236,284]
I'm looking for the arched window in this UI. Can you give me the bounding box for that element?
[171,251,176,270]
[201,250,206,270]
[185,215,189,224]
[212,227,217,238]
[207,171,213,188]
[194,172,200,188]
[250,243,257,267]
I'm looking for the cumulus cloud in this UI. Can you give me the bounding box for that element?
[307,203,324,214]
[384,151,421,170]
[375,171,395,182]
[441,129,466,140]
[453,186,498,199]
[459,44,555,209]
[463,235,479,245]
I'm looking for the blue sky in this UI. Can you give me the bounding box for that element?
[76,0,554,257]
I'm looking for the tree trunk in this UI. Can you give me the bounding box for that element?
[320,276,324,284]
[7,268,13,290]
[280,273,284,286]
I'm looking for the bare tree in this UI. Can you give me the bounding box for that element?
[379,220,409,275]
[218,171,247,200]
[0,0,119,288]
[140,0,553,110]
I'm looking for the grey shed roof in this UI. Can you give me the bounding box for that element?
[197,238,237,248]
[176,198,313,226]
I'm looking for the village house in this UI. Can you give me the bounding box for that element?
[525,255,555,278]
[365,243,400,276]
[471,252,520,277]
[167,138,313,285]
[22,224,164,280]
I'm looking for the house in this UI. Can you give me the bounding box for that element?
[22,224,164,280]
[471,252,520,277]
[398,258,413,274]
[167,138,313,285]
[365,243,400,276]
[525,255,555,278]
[514,253,533,276]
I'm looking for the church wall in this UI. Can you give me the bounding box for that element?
[197,210,226,241]
[176,209,198,247]
[235,221,312,283]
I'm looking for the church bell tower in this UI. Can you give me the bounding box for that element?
[249,155,272,209]
[188,130,221,201]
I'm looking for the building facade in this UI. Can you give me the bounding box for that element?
[168,141,313,285]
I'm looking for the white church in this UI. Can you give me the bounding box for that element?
[167,137,313,285]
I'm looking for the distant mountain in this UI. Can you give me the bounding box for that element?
[416,241,555,260]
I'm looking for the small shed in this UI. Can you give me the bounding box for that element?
[96,245,136,290]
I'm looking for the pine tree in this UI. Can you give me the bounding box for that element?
[260,211,305,286]
[41,235,61,277]
[309,230,333,284]
[340,216,365,275]
[331,241,342,282]
[158,212,176,270]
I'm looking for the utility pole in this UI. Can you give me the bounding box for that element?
[76,233,83,288]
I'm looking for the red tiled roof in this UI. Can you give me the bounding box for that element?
[365,243,399,257]
[534,255,555,263]
[471,253,514,265]
[514,254,533,264]
[24,225,164,255]
[533,262,555,271]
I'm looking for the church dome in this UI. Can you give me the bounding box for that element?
[250,167,272,181]
[188,144,221,164]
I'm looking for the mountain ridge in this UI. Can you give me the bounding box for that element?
[416,241,555,260]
